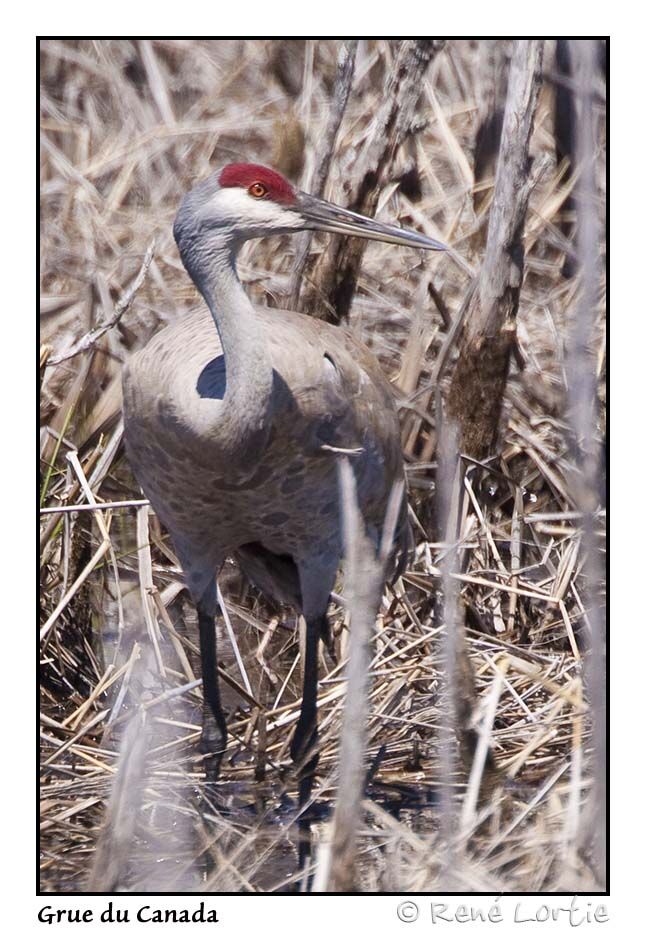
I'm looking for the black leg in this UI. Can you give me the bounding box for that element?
[198,599,228,782]
[290,616,322,870]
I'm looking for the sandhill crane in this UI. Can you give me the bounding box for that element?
[122,162,444,859]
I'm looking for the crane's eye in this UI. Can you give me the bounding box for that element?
[248,182,268,199]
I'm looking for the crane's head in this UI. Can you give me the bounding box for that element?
[173,162,446,254]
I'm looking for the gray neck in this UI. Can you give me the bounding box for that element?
[181,236,274,462]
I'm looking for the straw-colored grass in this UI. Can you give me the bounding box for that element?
[39,39,606,893]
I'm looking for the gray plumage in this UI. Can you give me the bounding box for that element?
[123,303,408,609]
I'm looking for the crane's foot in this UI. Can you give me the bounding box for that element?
[290,767,317,890]
[200,712,227,787]
[201,752,223,786]
[290,741,320,875]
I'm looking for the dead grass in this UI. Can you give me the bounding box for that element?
[39,39,606,893]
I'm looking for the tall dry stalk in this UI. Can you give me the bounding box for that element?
[435,417,462,888]
[568,39,606,887]
[321,460,385,891]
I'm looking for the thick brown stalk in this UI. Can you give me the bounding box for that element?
[446,40,544,458]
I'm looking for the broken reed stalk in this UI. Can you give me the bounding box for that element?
[301,39,445,322]
[289,40,358,312]
[568,39,606,887]
[46,240,155,367]
[447,39,544,458]
[40,499,150,515]
[325,459,383,892]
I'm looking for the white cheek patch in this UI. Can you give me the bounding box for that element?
[214,187,302,229]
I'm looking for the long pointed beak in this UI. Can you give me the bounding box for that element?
[295,191,445,251]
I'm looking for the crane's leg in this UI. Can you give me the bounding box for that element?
[196,579,227,783]
[290,615,322,871]
[291,555,339,871]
